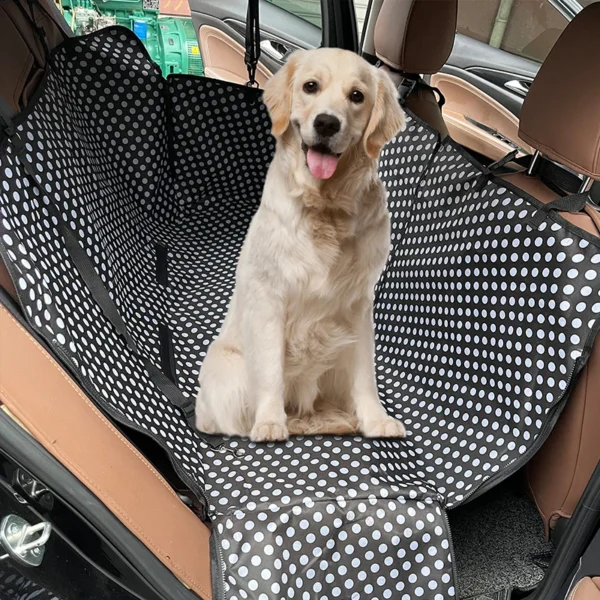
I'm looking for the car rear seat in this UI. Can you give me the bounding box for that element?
[372,0,457,138]
[506,2,600,536]
[2,0,598,563]
[0,4,213,596]
[372,0,600,536]
[0,0,69,303]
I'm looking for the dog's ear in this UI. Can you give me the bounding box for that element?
[262,51,300,137]
[363,69,406,159]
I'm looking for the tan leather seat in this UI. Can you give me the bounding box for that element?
[0,305,213,598]
[496,3,600,535]
[373,0,458,138]
[0,4,213,596]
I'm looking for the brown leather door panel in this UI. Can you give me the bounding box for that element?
[0,305,213,599]
[570,577,600,600]
[430,72,533,160]
[199,25,272,87]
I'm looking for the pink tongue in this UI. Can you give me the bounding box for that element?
[306,148,339,180]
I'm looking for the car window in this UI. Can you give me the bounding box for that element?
[264,0,322,28]
[354,0,369,38]
[457,0,569,63]
[264,0,369,38]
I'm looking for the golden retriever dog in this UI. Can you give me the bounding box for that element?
[195,48,406,442]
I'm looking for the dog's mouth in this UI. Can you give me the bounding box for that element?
[301,142,342,180]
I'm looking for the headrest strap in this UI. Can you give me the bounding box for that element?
[245,0,261,87]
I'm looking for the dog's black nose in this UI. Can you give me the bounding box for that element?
[313,113,341,138]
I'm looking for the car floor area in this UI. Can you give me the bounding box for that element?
[449,477,554,599]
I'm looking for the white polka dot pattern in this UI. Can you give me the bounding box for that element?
[0,27,599,600]
[376,140,600,508]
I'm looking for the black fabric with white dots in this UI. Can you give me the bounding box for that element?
[1,28,599,600]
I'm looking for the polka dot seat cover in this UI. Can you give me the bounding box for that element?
[1,28,600,600]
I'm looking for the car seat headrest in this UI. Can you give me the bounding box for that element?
[373,0,458,75]
[519,3,600,181]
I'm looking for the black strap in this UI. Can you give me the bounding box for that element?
[528,192,590,228]
[515,154,583,196]
[435,88,445,108]
[0,97,17,141]
[538,158,582,196]
[155,242,169,287]
[454,149,519,193]
[397,78,417,105]
[398,76,446,109]
[4,122,200,428]
[245,0,261,87]
[12,0,51,64]
[159,324,178,385]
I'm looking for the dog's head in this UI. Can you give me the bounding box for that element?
[263,48,406,180]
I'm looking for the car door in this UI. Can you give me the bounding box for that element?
[187,0,323,86]
[187,0,363,85]
[358,0,591,162]
[430,0,596,163]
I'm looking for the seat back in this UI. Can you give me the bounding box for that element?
[0,0,69,302]
[498,3,600,535]
[373,0,458,137]
[0,0,69,115]
[0,10,213,595]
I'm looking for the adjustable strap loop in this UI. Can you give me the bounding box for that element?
[454,149,519,193]
[397,77,446,109]
[515,153,584,196]
[527,192,590,228]
[431,85,446,109]
[397,78,417,105]
[245,0,261,87]
[537,158,583,196]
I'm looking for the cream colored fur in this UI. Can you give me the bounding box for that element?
[195,48,406,442]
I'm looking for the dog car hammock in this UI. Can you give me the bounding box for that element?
[1,27,600,600]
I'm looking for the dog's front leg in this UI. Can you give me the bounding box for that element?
[244,288,288,442]
[351,305,406,438]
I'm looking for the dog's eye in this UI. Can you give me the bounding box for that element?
[303,81,319,94]
[349,90,365,104]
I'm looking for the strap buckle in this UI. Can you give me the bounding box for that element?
[245,63,260,88]
[397,78,417,105]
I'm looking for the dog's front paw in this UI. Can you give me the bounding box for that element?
[361,416,406,439]
[251,421,289,442]
[195,402,218,434]
[196,413,218,434]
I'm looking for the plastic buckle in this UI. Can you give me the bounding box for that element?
[246,63,260,88]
